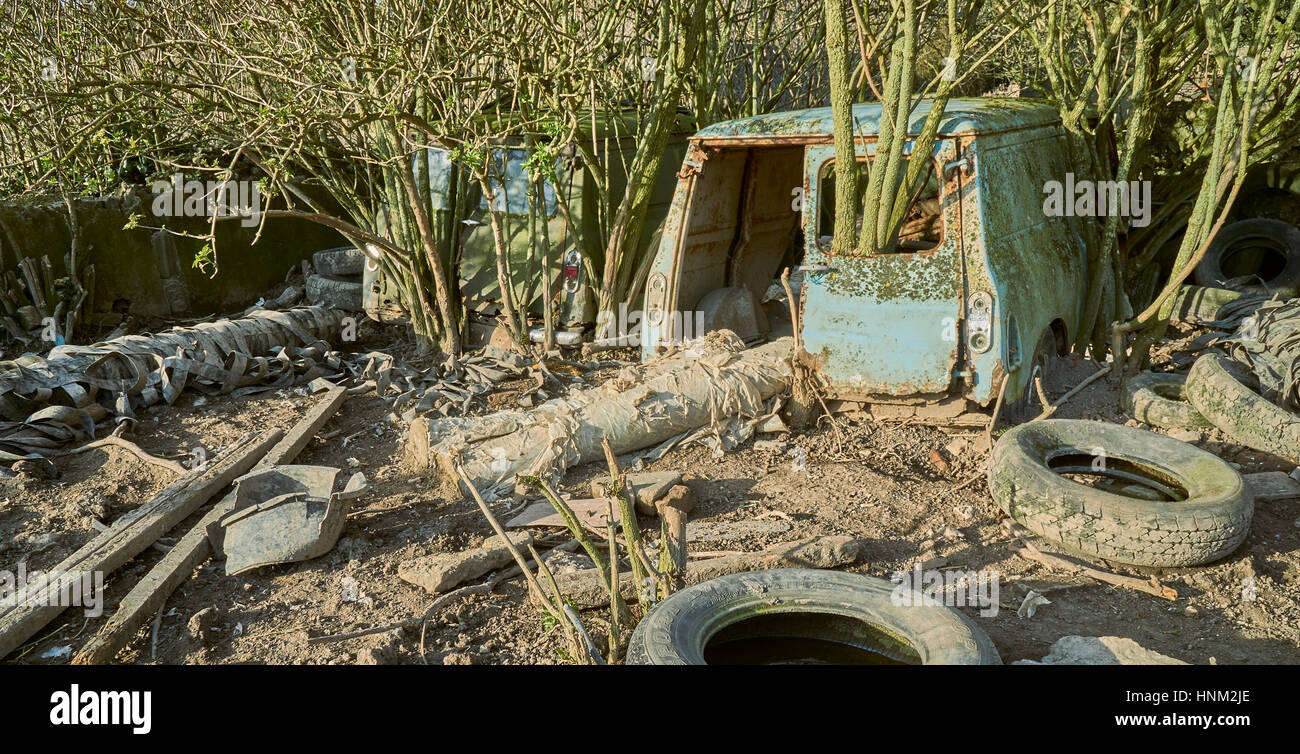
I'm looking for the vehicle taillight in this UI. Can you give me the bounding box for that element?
[563,250,580,293]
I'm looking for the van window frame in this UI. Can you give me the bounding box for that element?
[813,153,947,255]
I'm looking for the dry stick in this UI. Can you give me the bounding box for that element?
[148,606,164,661]
[530,542,592,664]
[605,499,623,655]
[1050,365,1110,410]
[456,465,558,615]
[417,581,496,662]
[60,436,188,475]
[1011,537,1177,601]
[601,436,659,599]
[984,372,1011,450]
[526,476,630,628]
[781,266,838,435]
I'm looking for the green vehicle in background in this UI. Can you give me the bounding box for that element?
[362,112,695,344]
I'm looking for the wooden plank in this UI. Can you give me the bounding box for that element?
[0,428,283,660]
[260,386,348,467]
[1243,471,1300,503]
[71,388,347,664]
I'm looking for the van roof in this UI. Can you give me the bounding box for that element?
[693,98,1060,141]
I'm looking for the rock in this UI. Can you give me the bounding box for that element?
[927,449,950,473]
[656,485,695,514]
[1015,636,1189,665]
[686,519,791,543]
[591,470,682,516]
[187,606,223,646]
[397,531,533,594]
[1167,428,1203,443]
[1243,471,1300,502]
[13,458,56,479]
[20,532,59,554]
[354,646,396,665]
[538,548,594,575]
[442,652,475,666]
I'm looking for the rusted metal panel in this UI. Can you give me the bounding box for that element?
[799,140,965,398]
[693,98,1062,142]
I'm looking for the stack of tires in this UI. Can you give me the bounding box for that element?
[305,246,366,312]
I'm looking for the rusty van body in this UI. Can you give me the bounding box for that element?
[640,98,1089,412]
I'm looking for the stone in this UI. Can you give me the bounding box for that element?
[656,485,695,513]
[354,646,395,665]
[538,548,594,575]
[590,470,682,516]
[397,531,532,594]
[187,606,223,647]
[1167,428,1203,443]
[686,519,791,543]
[1015,635,1189,665]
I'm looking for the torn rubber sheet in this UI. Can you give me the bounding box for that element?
[0,307,346,462]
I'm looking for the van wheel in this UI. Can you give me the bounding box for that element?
[1002,329,1058,426]
[988,419,1252,567]
[1121,371,1213,430]
[1185,351,1300,463]
[306,274,364,311]
[626,569,1001,665]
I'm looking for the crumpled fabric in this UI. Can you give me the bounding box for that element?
[1225,297,1300,411]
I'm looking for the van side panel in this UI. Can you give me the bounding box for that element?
[968,125,1088,404]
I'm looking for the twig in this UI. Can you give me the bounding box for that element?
[601,436,661,598]
[1049,365,1110,410]
[530,542,589,664]
[149,606,164,660]
[1006,523,1177,601]
[562,604,605,665]
[455,465,558,614]
[521,475,630,627]
[985,371,1011,448]
[417,582,496,663]
[61,436,188,475]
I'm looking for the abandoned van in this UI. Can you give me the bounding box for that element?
[363,112,694,341]
[640,98,1088,419]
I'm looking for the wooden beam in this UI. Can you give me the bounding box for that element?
[0,428,283,660]
[71,387,347,665]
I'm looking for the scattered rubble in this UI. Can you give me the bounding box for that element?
[398,532,534,594]
[1015,636,1189,665]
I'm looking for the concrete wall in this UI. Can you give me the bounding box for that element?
[0,189,347,320]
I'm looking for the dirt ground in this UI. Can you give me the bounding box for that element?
[3,321,1299,666]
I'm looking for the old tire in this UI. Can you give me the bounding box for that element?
[626,569,1001,665]
[313,246,365,277]
[1193,218,1300,296]
[1120,372,1212,430]
[306,273,363,311]
[989,419,1252,567]
[1186,351,1300,463]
